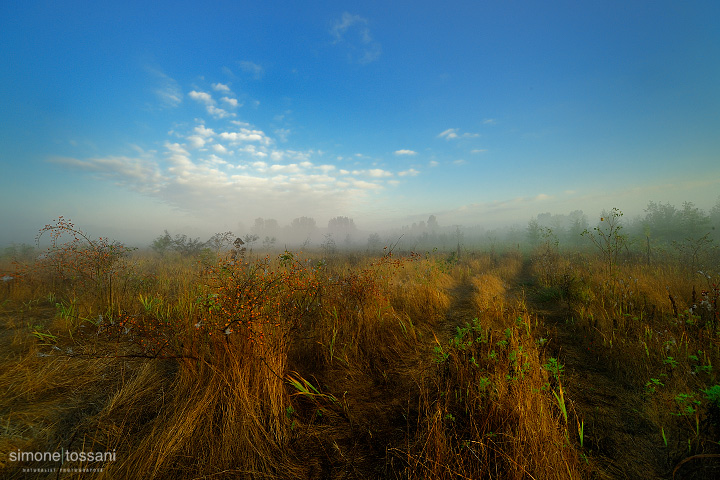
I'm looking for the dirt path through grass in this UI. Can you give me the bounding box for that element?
[510,259,670,479]
[440,274,476,342]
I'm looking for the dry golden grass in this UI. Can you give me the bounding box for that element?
[471,273,507,317]
[9,243,717,478]
[405,305,582,479]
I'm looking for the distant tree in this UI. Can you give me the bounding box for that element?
[643,201,680,244]
[151,230,174,256]
[427,215,439,232]
[264,219,279,236]
[679,201,711,239]
[291,216,317,233]
[328,216,357,243]
[567,210,588,246]
[367,232,383,252]
[672,202,714,272]
[2,243,36,261]
[252,217,279,240]
[151,230,206,257]
[243,233,260,250]
[711,196,720,242]
[321,233,337,255]
[206,231,235,254]
[171,233,205,256]
[527,219,541,247]
[262,236,277,249]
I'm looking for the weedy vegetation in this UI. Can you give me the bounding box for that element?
[1,207,720,479]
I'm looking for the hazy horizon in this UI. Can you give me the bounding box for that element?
[2,1,719,247]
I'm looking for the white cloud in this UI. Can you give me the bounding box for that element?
[438,128,458,140]
[330,12,382,64]
[49,155,164,193]
[189,90,213,104]
[331,12,366,41]
[239,61,264,79]
[165,142,190,159]
[452,159,466,165]
[147,67,182,108]
[234,144,268,158]
[205,154,227,166]
[186,135,207,149]
[274,128,290,142]
[368,168,393,178]
[270,163,301,173]
[483,118,497,125]
[53,74,432,228]
[165,142,194,175]
[194,125,215,137]
[207,105,233,119]
[212,83,231,92]
[351,179,383,190]
[189,91,235,119]
[221,97,240,108]
[212,144,228,154]
[219,128,270,145]
[429,160,439,167]
[317,164,336,173]
[438,128,479,140]
[471,149,487,154]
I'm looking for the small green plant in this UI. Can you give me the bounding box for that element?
[30,329,58,346]
[553,380,568,424]
[543,357,564,380]
[673,393,701,416]
[645,377,664,395]
[286,371,340,416]
[703,385,720,430]
[703,385,720,405]
[664,356,678,369]
[55,298,79,320]
[478,376,491,392]
[433,337,449,363]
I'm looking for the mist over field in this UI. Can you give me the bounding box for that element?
[2,2,719,250]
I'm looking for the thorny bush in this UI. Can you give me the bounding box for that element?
[16,217,136,312]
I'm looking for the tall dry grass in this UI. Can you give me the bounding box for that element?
[1,247,594,479]
[530,247,720,476]
[403,309,582,479]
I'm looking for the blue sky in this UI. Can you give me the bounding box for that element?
[2,1,719,245]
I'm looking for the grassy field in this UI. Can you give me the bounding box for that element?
[1,223,719,478]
